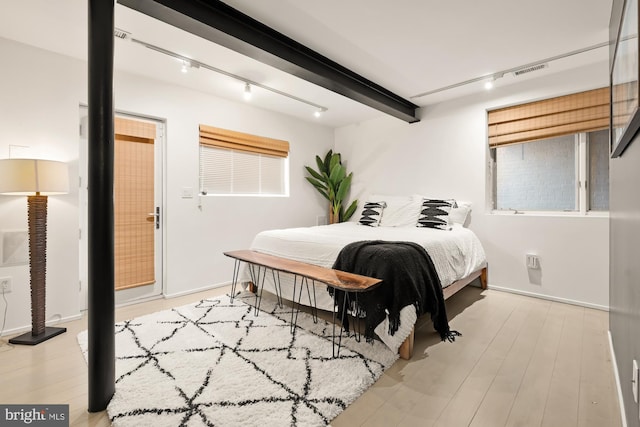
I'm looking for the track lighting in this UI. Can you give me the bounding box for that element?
[180,59,198,73]
[116,32,328,115]
[411,41,607,100]
[484,79,494,90]
[314,108,327,118]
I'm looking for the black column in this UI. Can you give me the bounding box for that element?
[87,0,115,412]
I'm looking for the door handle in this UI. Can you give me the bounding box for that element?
[146,207,160,229]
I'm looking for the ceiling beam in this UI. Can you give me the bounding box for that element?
[117,0,420,123]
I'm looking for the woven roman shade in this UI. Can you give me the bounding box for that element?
[488,87,610,148]
[115,117,157,140]
[199,124,289,158]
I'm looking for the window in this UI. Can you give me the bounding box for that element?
[588,129,609,211]
[489,88,609,213]
[199,125,289,196]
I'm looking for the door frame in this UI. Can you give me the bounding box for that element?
[79,105,167,310]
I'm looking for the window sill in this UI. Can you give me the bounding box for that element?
[200,193,289,198]
[490,210,609,218]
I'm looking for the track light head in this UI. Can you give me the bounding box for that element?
[314,110,321,118]
[314,108,327,118]
[243,83,252,100]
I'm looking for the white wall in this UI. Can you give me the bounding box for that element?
[335,61,610,309]
[0,38,84,333]
[113,72,334,297]
[0,37,334,334]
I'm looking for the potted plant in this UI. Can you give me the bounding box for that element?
[305,150,358,224]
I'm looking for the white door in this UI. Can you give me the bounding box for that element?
[79,108,164,309]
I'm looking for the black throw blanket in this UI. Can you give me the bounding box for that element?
[331,240,460,342]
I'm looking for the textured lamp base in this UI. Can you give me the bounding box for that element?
[9,326,67,345]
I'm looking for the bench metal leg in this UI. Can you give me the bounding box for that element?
[231,260,282,316]
[293,276,306,331]
[307,279,318,324]
[331,291,365,356]
[253,265,270,316]
[332,289,351,358]
[246,264,262,314]
[272,269,283,308]
[353,293,362,343]
[290,275,299,333]
[229,259,242,303]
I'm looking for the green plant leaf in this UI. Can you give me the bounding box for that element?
[342,199,359,222]
[335,172,352,202]
[323,150,333,172]
[305,177,329,200]
[305,165,325,182]
[322,171,337,197]
[315,155,326,174]
[329,153,341,173]
[328,163,346,187]
[305,176,327,190]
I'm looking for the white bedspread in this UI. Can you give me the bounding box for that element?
[247,222,487,352]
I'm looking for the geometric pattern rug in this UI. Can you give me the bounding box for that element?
[77,291,398,427]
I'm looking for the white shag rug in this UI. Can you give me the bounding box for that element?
[77,292,398,427]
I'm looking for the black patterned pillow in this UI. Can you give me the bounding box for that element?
[417,199,453,230]
[358,201,387,227]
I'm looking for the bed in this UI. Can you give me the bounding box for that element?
[245,196,486,358]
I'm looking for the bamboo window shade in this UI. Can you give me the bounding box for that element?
[199,124,289,158]
[114,117,157,291]
[488,87,610,148]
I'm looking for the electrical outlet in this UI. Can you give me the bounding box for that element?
[526,254,540,269]
[0,277,11,293]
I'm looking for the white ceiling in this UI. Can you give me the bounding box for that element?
[0,0,613,127]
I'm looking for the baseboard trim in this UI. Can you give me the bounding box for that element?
[115,294,164,309]
[163,281,232,299]
[608,330,628,427]
[0,314,82,338]
[487,285,609,311]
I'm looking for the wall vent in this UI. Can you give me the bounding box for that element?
[513,63,548,77]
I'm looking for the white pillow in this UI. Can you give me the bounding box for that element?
[370,194,422,227]
[449,201,472,226]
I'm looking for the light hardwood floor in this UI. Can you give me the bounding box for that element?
[0,286,621,427]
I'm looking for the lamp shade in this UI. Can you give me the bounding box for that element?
[0,159,69,196]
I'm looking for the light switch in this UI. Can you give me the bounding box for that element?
[181,187,194,199]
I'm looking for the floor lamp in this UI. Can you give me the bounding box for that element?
[0,159,69,345]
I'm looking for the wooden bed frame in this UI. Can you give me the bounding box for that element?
[397,265,487,359]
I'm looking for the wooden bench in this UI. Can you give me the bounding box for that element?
[224,250,382,356]
[224,250,487,360]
